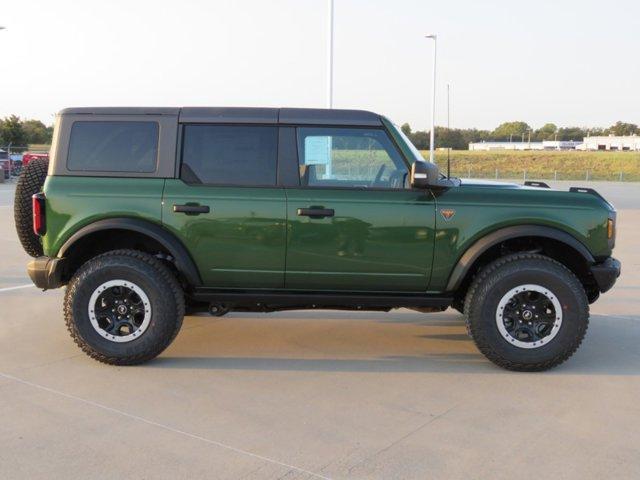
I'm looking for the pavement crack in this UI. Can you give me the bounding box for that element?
[0,370,333,480]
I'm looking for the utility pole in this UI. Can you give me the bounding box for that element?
[446,83,451,178]
[446,83,450,130]
[327,0,334,109]
[325,0,334,179]
[425,34,437,163]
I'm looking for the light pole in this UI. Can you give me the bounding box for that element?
[325,1,335,179]
[327,0,334,109]
[425,34,437,163]
[446,83,451,178]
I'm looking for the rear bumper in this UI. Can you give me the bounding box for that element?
[590,257,621,293]
[27,256,65,290]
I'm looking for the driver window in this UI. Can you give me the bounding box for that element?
[297,127,408,189]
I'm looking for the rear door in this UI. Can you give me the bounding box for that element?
[284,126,436,292]
[162,124,287,288]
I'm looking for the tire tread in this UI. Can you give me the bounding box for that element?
[464,253,589,371]
[64,249,184,365]
[13,158,48,257]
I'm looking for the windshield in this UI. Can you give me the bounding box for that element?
[388,121,451,180]
[390,123,427,163]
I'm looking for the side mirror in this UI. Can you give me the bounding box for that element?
[410,161,441,188]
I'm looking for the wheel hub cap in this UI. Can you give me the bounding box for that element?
[496,284,562,349]
[88,280,151,343]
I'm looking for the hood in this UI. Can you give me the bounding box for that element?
[459,179,522,188]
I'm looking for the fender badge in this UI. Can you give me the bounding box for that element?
[440,208,456,221]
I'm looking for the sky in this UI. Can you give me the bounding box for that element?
[1,0,639,131]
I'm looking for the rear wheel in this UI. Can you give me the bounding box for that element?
[464,254,589,371]
[64,249,184,365]
[14,158,49,257]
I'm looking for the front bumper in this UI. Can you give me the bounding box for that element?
[27,256,65,290]
[590,257,621,293]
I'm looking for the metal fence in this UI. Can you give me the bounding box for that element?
[450,168,635,182]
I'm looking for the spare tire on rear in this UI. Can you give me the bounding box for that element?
[14,158,49,257]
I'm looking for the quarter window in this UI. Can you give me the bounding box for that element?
[181,125,278,186]
[67,121,158,172]
[296,127,407,189]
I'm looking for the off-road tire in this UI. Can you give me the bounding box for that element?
[14,158,49,257]
[64,249,185,365]
[464,253,589,371]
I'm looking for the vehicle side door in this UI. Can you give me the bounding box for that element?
[162,124,287,289]
[284,126,436,292]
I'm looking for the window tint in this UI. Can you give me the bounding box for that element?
[297,127,407,189]
[67,121,158,172]
[181,125,278,186]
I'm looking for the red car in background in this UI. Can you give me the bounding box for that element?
[22,152,49,167]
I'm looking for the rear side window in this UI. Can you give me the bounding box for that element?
[181,125,278,186]
[67,121,159,172]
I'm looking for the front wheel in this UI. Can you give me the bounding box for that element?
[464,254,589,371]
[64,249,185,365]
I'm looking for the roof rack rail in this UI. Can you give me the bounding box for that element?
[524,181,550,188]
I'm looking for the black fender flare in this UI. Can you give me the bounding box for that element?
[59,218,202,287]
[445,225,595,292]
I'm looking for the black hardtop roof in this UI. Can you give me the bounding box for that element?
[59,107,383,127]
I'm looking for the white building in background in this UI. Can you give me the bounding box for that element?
[468,141,544,151]
[577,135,640,151]
[542,140,582,150]
[470,137,640,152]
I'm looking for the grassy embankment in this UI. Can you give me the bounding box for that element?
[428,150,640,182]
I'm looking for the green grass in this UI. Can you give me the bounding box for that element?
[27,144,51,152]
[427,150,640,181]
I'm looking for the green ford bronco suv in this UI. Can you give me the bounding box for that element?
[15,107,620,371]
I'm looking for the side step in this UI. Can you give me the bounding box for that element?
[189,288,453,313]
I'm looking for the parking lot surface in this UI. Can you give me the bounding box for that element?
[1,180,639,479]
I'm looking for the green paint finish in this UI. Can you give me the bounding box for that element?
[42,176,165,256]
[284,188,436,291]
[162,180,286,288]
[429,182,614,291]
[41,167,614,296]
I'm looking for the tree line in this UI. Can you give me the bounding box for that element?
[1,114,638,151]
[401,121,640,150]
[0,115,53,147]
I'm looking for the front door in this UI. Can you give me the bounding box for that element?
[163,124,286,288]
[285,127,435,292]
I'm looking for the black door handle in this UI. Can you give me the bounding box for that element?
[297,207,335,219]
[173,204,210,215]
